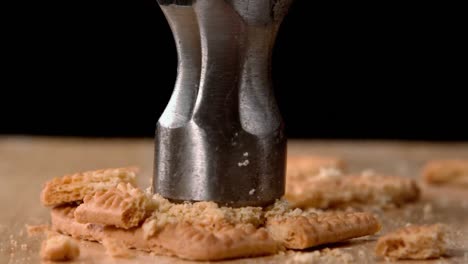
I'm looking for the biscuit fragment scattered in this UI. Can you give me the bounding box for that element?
[41,167,138,207]
[266,209,381,249]
[286,170,420,208]
[40,234,80,261]
[375,224,447,260]
[45,166,393,261]
[50,199,381,261]
[75,183,154,229]
[51,205,104,241]
[422,159,468,187]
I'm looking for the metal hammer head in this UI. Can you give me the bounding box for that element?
[153,0,293,207]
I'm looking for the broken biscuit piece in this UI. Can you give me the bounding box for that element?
[40,234,80,261]
[266,210,381,249]
[287,155,346,180]
[422,159,468,187]
[375,224,447,260]
[156,223,280,261]
[343,171,420,206]
[41,167,138,207]
[75,183,154,229]
[286,170,420,209]
[51,205,104,241]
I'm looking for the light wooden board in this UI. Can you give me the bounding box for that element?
[0,137,467,263]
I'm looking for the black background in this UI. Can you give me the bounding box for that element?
[2,1,466,140]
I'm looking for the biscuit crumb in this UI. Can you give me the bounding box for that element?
[286,155,346,181]
[238,160,250,167]
[375,224,447,260]
[361,169,377,177]
[40,234,80,261]
[284,248,354,264]
[315,167,343,179]
[423,203,434,220]
[26,224,50,237]
[10,235,18,249]
[142,194,264,238]
[358,249,365,258]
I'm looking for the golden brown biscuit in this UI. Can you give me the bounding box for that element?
[375,224,447,260]
[74,183,154,229]
[156,223,280,261]
[41,167,138,207]
[40,234,80,261]
[422,159,468,187]
[286,170,420,209]
[266,211,381,249]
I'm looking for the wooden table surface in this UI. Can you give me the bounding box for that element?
[1,136,467,263]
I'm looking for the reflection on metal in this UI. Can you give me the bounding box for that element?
[154,0,293,207]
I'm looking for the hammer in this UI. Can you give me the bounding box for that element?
[153,0,292,207]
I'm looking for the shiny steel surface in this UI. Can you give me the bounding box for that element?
[154,0,293,206]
